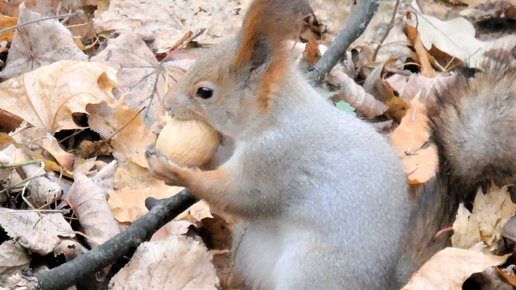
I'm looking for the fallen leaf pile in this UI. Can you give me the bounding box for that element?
[0,0,514,289]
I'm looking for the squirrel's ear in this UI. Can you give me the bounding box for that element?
[232,0,312,71]
[248,38,269,71]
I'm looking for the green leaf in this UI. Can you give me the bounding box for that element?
[335,100,356,116]
[319,90,336,99]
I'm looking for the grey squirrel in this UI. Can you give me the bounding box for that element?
[145,0,516,288]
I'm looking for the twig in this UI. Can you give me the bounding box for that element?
[372,0,400,62]
[35,190,198,290]
[0,10,83,34]
[307,0,379,84]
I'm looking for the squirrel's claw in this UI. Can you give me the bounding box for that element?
[146,148,194,188]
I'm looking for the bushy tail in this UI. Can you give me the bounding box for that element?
[395,57,516,285]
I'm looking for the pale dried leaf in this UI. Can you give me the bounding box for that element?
[0,209,75,255]
[178,200,213,221]
[451,204,481,249]
[61,161,119,247]
[151,220,194,241]
[11,126,74,171]
[411,1,516,68]
[108,160,183,222]
[0,4,87,78]
[0,240,30,285]
[386,73,455,103]
[475,185,515,251]
[90,33,194,125]
[109,235,218,290]
[87,98,156,168]
[0,60,117,133]
[402,247,509,290]
[94,0,251,51]
[0,144,63,207]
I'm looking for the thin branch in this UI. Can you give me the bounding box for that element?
[372,0,400,62]
[307,0,380,84]
[0,10,83,34]
[35,190,198,290]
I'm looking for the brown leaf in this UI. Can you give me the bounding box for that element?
[390,94,437,184]
[87,97,156,168]
[0,15,17,42]
[0,60,117,133]
[0,240,30,284]
[0,144,64,207]
[11,126,75,171]
[0,208,75,255]
[0,4,87,78]
[107,160,183,222]
[402,248,509,290]
[93,0,251,51]
[404,23,435,77]
[453,185,516,251]
[61,161,120,247]
[109,235,219,289]
[90,33,194,125]
[411,2,516,68]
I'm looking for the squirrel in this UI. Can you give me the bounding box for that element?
[145,0,516,289]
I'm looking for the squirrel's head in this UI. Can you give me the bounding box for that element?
[163,0,311,138]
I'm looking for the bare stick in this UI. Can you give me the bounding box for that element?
[307,0,379,84]
[372,0,400,62]
[0,10,83,34]
[35,190,198,290]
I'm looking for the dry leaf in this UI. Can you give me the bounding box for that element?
[0,60,117,133]
[0,208,75,255]
[107,160,183,222]
[90,33,194,125]
[401,248,509,290]
[11,126,75,171]
[109,235,218,290]
[0,240,30,285]
[87,97,155,168]
[411,1,516,68]
[386,72,455,103]
[404,23,435,77]
[151,220,195,241]
[60,161,119,247]
[453,185,516,251]
[94,0,251,51]
[0,4,87,78]
[451,204,482,250]
[402,247,509,290]
[0,144,63,207]
[0,15,17,42]
[390,94,437,184]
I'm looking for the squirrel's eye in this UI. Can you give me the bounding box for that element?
[196,87,214,99]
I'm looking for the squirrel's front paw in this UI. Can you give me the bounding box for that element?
[145,146,193,187]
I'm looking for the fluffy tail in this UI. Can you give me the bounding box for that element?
[395,57,516,285]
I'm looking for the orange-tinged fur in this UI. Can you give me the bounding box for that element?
[233,0,311,109]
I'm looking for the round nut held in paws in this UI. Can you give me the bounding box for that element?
[156,118,220,166]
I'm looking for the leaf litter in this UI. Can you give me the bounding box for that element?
[0,0,515,289]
